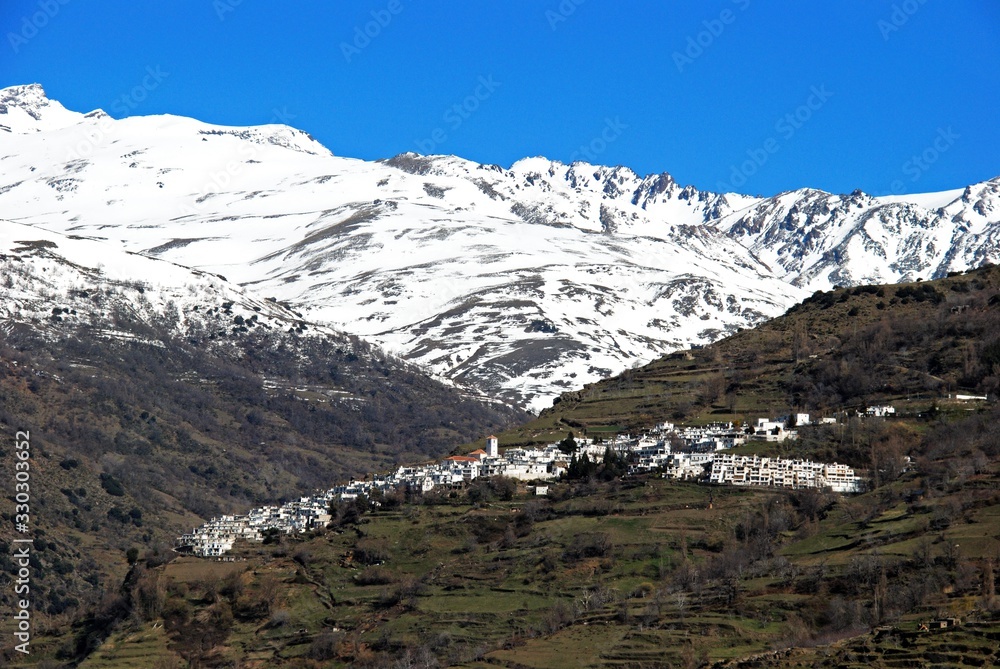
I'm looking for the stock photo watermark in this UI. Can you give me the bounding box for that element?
[716,84,834,192]
[179,106,299,218]
[341,0,404,63]
[64,66,169,161]
[179,142,259,218]
[10,430,34,655]
[214,0,245,21]
[7,0,71,53]
[568,117,629,163]
[545,0,586,31]
[878,0,929,41]
[109,66,169,116]
[673,0,751,74]
[269,106,296,125]
[882,126,959,194]
[414,75,501,154]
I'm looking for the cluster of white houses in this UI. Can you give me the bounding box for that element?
[176,414,865,557]
[707,454,860,491]
[176,496,334,558]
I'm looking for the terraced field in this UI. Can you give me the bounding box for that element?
[22,450,1000,669]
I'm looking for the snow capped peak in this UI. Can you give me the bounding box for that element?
[509,155,563,174]
[194,122,332,156]
[379,152,465,175]
[1,82,46,101]
[1,82,328,158]
[0,83,87,133]
[0,83,49,109]
[873,187,964,210]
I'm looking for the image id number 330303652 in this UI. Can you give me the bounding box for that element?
[12,429,33,655]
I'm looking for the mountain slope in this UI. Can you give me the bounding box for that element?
[0,217,527,468]
[494,264,1000,451]
[2,84,999,410]
[0,217,526,641]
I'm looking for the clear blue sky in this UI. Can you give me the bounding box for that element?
[2,1,999,196]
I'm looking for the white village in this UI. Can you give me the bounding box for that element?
[177,411,870,557]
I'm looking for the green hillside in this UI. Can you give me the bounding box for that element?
[7,266,1000,668]
[20,461,1000,668]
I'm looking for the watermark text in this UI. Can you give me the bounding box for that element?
[11,430,33,655]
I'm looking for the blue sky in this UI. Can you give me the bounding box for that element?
[2,1,999,196]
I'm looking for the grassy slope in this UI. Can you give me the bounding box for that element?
[25,460,1000,668]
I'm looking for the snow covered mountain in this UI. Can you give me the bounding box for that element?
[0,217,317,345]
[2,84,998,411]
[715,183,1000,290]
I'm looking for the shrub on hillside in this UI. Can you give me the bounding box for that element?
[354,538,391,565]
[562,532,613,561]
[99,473,125,497]
[356,566,395,586]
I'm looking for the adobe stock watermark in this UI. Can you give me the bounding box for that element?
[673,0,751,73]
[110,66,170,117]
[64,66,170,162]
[213,0,245,21]
[878,0,929,41]
[341,0,403,63]
[7,0,71,54]
[883,126,959,195]
[179,106,298,218]
[568,117,629,163]
[716,84,834,192]
[414,75,501,154]
[268,106,296,125]
[178,143,260,218]
[11,430,33,655]
[545,0,586,31]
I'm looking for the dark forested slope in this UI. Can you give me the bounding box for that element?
[0,318,526,646]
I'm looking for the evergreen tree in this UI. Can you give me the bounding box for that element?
[558,431,578,454]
